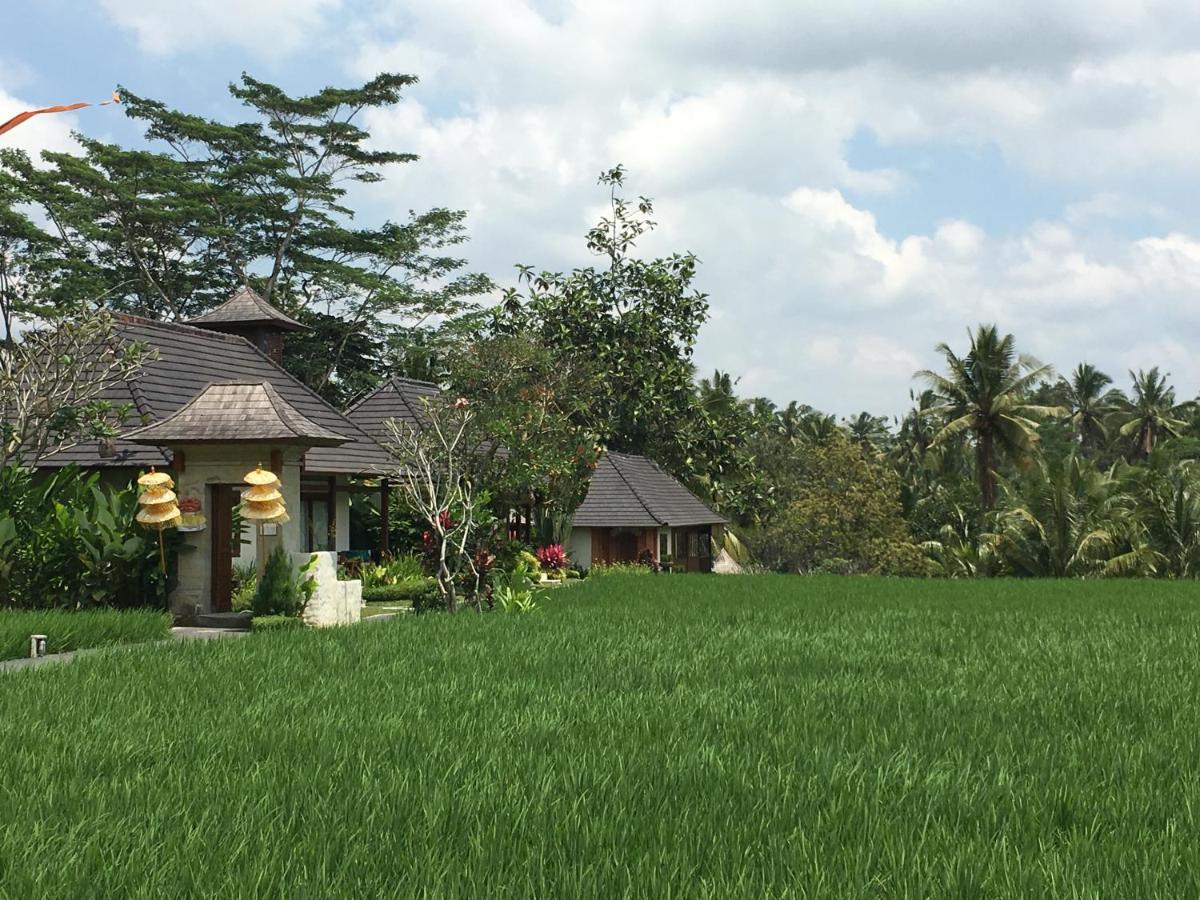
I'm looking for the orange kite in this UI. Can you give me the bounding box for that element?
[0,91,121,137]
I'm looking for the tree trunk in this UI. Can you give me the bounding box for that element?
[977,432,996,511]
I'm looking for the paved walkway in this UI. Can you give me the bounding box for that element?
[0,627,248,674]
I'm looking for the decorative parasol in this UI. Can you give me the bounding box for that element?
[241,465,288,578]
[240,465,289,525]
[136,467,181,572]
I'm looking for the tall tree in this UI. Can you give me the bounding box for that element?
[918,325,1061,510]
[1,73,489,405]
[1061,363,1120,453]
[843,411,892,453]
[991,455,1150,577]
[492,165,708,472]
[1117,367,1193,460]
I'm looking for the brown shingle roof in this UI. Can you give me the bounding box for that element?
[125,382,348,447]
[346,377,441,446]
[38,315,391,474]
[572,452,726,528]
[187,286,304,332]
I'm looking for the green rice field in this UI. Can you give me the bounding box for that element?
[0,608,171,662]
[2,575,1199,897]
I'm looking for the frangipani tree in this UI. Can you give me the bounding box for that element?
[384,397,493,613]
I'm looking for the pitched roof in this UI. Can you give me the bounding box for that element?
[346,377,441,447]
[125,382,348,447]
[187,286,304,333]
[38,315,391,474]
[572,452,726,528]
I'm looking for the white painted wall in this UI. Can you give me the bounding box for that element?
[567,526,592,572]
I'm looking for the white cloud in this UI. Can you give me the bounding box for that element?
[334,0,1200,414]
[98,0,340,55]
[65,1,1200,411]
[0,89,79,159]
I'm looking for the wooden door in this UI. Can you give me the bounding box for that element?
[210,484,236,612]
[614,531,638,563]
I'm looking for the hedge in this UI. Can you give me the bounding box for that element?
[250,615,305,633]
[0,609,172,662]
[361,579,439,609]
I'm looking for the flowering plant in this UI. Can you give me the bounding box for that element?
[535,543,568,572]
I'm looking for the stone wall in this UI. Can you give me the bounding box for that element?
[297,551,362,627]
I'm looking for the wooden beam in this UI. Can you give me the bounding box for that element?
[326,475,337,550]
[379,477,390,559]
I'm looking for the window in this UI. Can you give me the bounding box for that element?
[659,531,669,559]
[303,498,331,552]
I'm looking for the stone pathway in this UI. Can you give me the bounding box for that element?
[0,626,248,675]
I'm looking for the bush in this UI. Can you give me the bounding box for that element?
[0,608,171,661]
[359,554,424,589]
[751,436,927,577]
[250,614,305,633]
[590,562,654,577]
[0,466,172,609]
[535,544,568,572]
[362,578,439,610]
[231,563,257,612]
[252,547,317,618]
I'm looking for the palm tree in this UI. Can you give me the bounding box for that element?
[1117,368,1194,460]
[1061,363,1120,453]
[917,325,1063,510]
[991,455,1152,577]
[1126,460,1200,577]
[698,369,738,414]
[843,412,891,453]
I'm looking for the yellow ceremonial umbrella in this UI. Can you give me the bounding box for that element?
[241,465,289,575]
[136,468,181,572]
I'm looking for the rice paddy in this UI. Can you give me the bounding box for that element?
[1,574,1199,897]
[0,608,171,662]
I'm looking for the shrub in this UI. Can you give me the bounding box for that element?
[362,578,439,610]
[0,608,171,661]
[590,562,654,577]
[250,614,305,633]
[231,562,257,612]
[0,466,172,609]
[359,554,425,589]
[252,547,317,618]
[751,436,927,577]
[535,544,568,573]
[491,560,541,614]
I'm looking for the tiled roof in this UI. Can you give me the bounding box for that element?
[572,452,726,528]
[187,286,304,332]
[346,377,442,447]
[126,382,348,447]
[38,315,391,474]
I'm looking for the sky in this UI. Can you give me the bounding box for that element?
[5,0,1200,418]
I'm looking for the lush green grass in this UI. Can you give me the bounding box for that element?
[2,575,1200,896]
[0,608,171,661]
